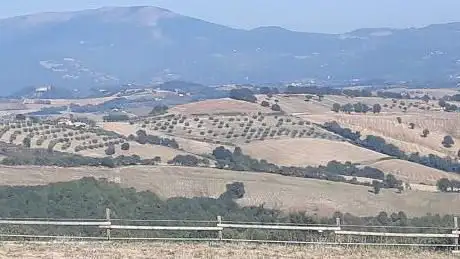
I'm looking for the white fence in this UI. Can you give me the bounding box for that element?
[0,209,458,251]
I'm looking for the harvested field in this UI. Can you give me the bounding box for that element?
[257,94,332,114]
[370,159,460,185]
[241,138,387,166]
[0,165,460,217]
[0,242,452,259]
[170,98,270,115]
[102,122,138,136]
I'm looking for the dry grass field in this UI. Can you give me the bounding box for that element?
[0,165,460,217]
[256,94,332,114]
[0,242,453,259]
[170,98,270,115]
[241,138,387,166]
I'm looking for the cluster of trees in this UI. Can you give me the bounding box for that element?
[69,98,129,113]
[438,99,459,112]
[148,105,168,116]
[0,177,455,241]
[376,91,409,99]
[260,101,282,112]
[210,146,401,190]
[129,130,179,149]
[259,87,280,95]
[0,150,138,168]
[283,86,412,100]
[229,88,257,103]
[443,94,460,102]
[167,155,210,167]
[342,89,373,97]
[284,86,341,95]
[436,178,460,192]
[331,103,382,114]
[0,141,157,168]
[102,113,130,122]
[29,106,67,116]
[323,122,460,174]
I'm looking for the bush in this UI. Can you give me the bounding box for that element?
[271,104,282,112]
[229,88,257,103]
[121,142,130,151]
[22,137,31,148]
[105,145,116,156]
[442,135,455,148]
[422,129,430,138]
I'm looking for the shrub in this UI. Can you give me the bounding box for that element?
[105,145,116,156]
[422,129,430,138]
[271,104,281,112]
[121,143,130,151]
[442,135,455,148]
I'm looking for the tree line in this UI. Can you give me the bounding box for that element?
[0,178,455,242]
[436,178,460,192]
[209,146,402,191]
[332,102,382,114]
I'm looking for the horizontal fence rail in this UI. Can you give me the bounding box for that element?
[0,208,457,253]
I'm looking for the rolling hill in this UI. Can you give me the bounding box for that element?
[2,6,460,93]
[0,165,459,217]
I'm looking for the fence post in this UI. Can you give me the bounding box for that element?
[106,208,111,241]
[335,217,341,244]
[217,216,223,241]
[455,216,458,251]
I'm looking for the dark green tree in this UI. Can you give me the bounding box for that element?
[442,135,455,148]
[332,103,341,113]
[372,103,382,113]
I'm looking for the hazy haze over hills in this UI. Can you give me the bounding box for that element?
[1,6,460,94]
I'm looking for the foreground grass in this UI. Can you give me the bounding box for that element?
[0,242,455,259]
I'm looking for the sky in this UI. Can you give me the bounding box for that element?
[2,0,460,33]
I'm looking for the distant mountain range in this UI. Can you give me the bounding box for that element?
[1,6,460,95]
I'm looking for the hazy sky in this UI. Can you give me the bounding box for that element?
[2,0,460,33]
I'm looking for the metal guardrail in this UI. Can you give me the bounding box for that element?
[0,209,457,252]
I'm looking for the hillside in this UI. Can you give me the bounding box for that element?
[0,165,459,217]
[3,6,460,92]
[241,138,387,166]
